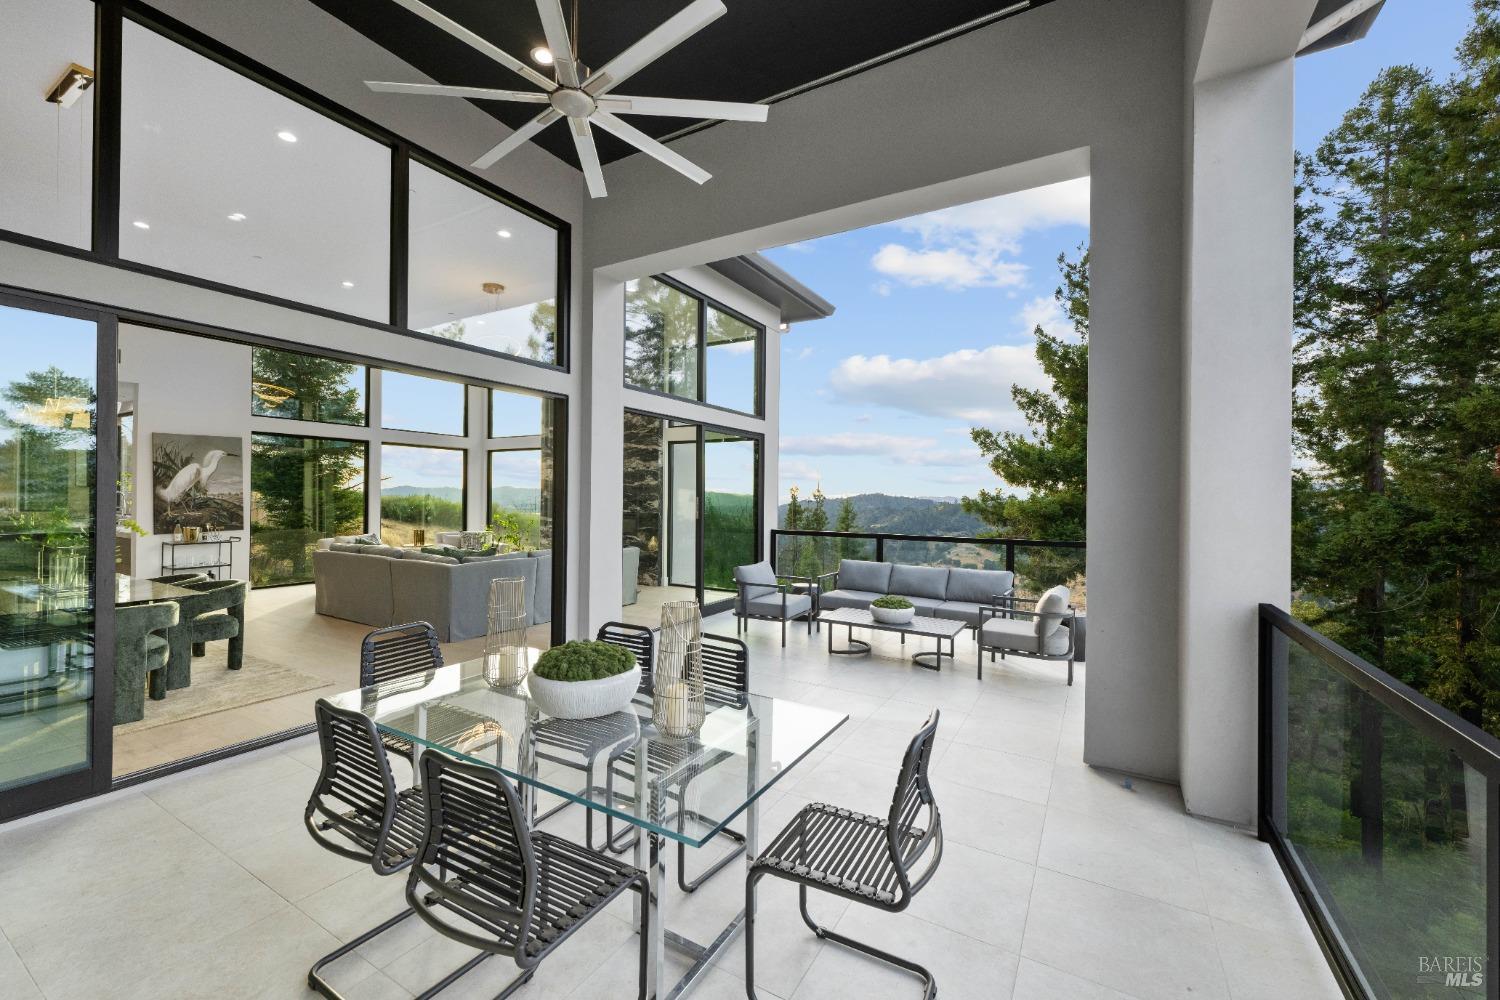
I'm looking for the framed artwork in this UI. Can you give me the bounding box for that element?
[151,433,244,533]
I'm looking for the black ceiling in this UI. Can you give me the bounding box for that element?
[309,0,1058,169]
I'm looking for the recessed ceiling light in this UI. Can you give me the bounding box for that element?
[277,130,297,143]
[227,212,246,222]
[341,281,355,288]
[530,46,553,66]
[496,229,512,239]
[132,220,150,230]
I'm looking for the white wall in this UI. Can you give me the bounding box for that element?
[119,325,253,581]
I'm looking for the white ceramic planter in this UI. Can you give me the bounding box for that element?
[526,666,641,720]
[871,604,915,625]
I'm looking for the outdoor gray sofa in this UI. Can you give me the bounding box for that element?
[817,558,1017,628]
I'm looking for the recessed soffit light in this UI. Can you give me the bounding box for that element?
[341,281,355,288]
[132,220,150,230]
[496,229,512,238]
[529,46,553,66]
[228,212,246,222]
[277,130,297,143]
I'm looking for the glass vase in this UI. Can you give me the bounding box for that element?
[654,600,705,738]
[484,577,529,688]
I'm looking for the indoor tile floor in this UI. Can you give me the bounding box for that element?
[0,611,1340,1000]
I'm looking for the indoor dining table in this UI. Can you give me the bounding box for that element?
[325,653,848,999]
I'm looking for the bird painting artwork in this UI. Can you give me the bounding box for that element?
[151,433,245,534]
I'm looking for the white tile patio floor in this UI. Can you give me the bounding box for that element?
[0,611,1341,1000]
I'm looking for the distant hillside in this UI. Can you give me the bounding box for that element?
[778,493,984,536]
[379,485,543,512]
[382,485,463,501]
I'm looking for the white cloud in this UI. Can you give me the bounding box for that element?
[795,346,815,361]
[1018,294,1068,336]
[869,177,1089,293]
[778,459,823,485]
[778,240,814,253]
[871,244,1027,291]
[828,343,1048,426]
[716,338,756,355]
[780,432,980,468]
[871,281,892,297]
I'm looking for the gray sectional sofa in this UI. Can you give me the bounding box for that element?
[311,543,644,641]
[818,559,1016,628]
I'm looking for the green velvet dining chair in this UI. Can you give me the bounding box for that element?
[115,601,178,724]
[163,579,247,692]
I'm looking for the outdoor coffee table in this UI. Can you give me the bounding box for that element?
[817,606,968,670]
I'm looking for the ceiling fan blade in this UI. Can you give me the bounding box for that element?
[583,0,727,96]
[596,94,767,122]
[591,111,710,186]
[366,81,550,103]
[390,0,556,91]
[569,119,608,199]
[472,109,561,169]
[535,0,580,88]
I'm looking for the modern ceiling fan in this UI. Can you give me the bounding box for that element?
[365,0,768,198]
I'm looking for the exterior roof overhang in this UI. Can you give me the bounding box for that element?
[707,252,836,326]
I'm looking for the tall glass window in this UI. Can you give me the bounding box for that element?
[625,278,700,400]
[702,431,758,598]
[408,161,561,364]
[706,306,760,414]
[0,0,95,247]
[488,388,551,551]
[249,434,366,587]
[381,370,465,437]
[119,21,391,320]
[0,302,97,792]
[250,347,366,426]
[379,445,463,546]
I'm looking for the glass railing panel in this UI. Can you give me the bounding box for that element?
[882,538,1008,572]
[774,533,874,579]
[1266,624,1492,999]
[1013,544,1086,606]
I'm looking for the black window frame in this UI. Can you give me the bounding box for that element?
[623,274,766,419]
[377,441,470,543]
[0,0,571,373]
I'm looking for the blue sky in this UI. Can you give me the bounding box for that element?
[763,0,1474,503]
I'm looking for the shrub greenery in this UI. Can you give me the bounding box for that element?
[533,640,635,682]
[872,595,914,610]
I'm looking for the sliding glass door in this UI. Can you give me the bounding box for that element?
[621,411,761,628]
[0,297,111,819]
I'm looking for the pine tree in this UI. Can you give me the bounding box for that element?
[961,246,1088,591]
[834,496,859,563]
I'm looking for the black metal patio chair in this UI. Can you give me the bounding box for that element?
[303,699,488,999]
[360,622,504,765]
[604,632,752,893]
[406,749,650,1000]
[745,710,943,999]
[529,621,654,851]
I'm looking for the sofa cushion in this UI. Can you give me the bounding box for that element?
[1035,585,1072,638]
[904,596,944,617]
[945,568,1015,605]
[838,559,892,593]
[817,588,882,611]
[329,542,404,558]
[888,564,949,601]
[743,592,812,619]
[980,617,1042,653]
[405,549,459,564]
[934,601,986,626]
[733,561,779,601]
[336,533,381,545]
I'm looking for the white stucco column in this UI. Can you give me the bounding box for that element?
[578,270,627,636]
[1177,57,1295,825]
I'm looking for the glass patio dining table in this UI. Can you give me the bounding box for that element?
[325,652,849,1000]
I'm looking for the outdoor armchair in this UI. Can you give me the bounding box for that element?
[733,560,832,646]
[976,584,1077,684]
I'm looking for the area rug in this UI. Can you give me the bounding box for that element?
[115,648,329,734]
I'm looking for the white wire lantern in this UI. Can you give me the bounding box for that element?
[484,577,529,688]
[654,600,705,738]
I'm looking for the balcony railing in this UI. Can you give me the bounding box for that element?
[1258,604,1499,1000]
[770,529,1086,604]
